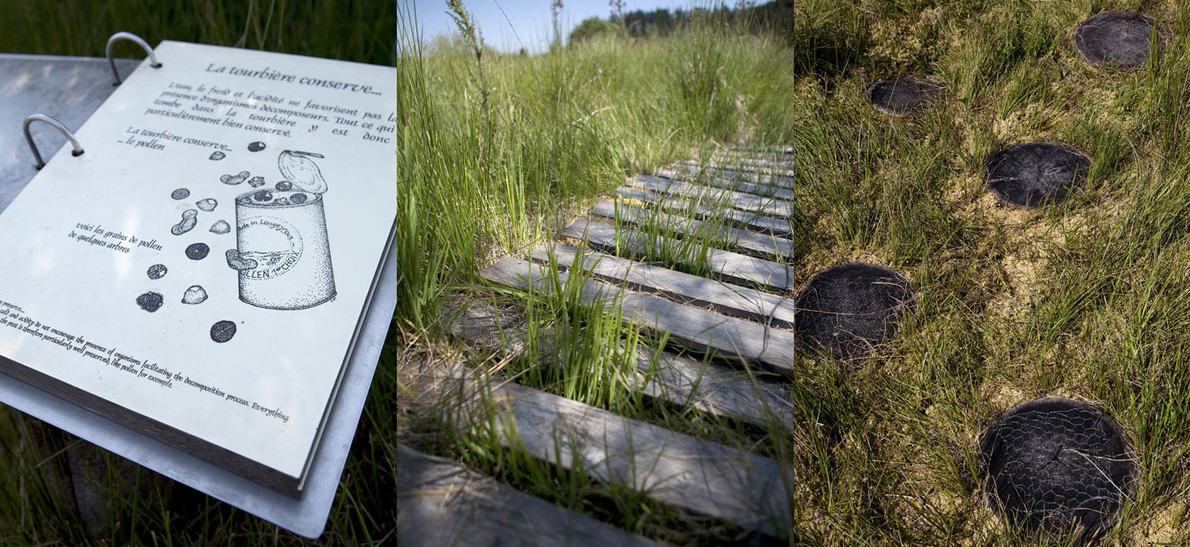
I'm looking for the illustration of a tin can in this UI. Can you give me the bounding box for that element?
[233,189,335,310]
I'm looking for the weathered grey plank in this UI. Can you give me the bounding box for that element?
[700,167,794,191]
[530,243,796,330]
[658,167,795,200]
[625,174,793,218]
[615,187,793,237]
[704,165,794,188]
[397,443,661,547]
[588,200,794,260]
[633,345,797,431]
[447,300,797,431]
[699,155,795,173]
[562,218,793,292]
[708,160,794,173]
[716,143,795,156]
[480,256,796,377]
[677,158,795,178]
[450,377,793,538]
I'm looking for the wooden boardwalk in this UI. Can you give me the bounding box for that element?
[398,443,661,547]
[626,174,794,218]
[447,376,793,537]
[530,244,797,329]
[561,218,793,291]
[615,187,793,237]
[656,165,795,201]
[405,148,796,543]
[481,256,796,377]
[447,300,797,431]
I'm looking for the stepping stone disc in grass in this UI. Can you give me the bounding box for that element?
[866,76,946,117]
[985,142,1091,209]
[979,397,1136,543]
[795,263,913,359]
[1074,11,1160,69]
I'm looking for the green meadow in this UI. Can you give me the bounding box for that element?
[794,0,1190,544]
[398,1,797,545]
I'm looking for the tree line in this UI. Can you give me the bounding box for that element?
[568,1,794,45]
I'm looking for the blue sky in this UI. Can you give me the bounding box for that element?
[406,0,702,53]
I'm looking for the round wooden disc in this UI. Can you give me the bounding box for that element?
[866,76,946,117]
[979,397,1137,542]
[985,142,1091,209]
[1074,11,1159,69]
[794,263,913,359]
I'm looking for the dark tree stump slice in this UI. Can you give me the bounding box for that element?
[979,397,1137,543]
[866,76,946,117]
[985,142,1091,209]
[1074,11,1160,69]
[795,263,913,359]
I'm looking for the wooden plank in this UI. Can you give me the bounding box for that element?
[704,165,794,188]
[480,256,797,378]
[677,159,795,178]
[625,174,793,218]
[561,218,793,292]
[588,200,794,260]
[674,157,793,174]
[659,166,794,199]
[705,167,794,190]
[447,300,797,431]
[615,187,792,237]
[530,243,796,330]
[450,377,793,537]
[702,153,795,169]
[633,345,797,431]
[397,443,661,547]
[705,160,795,174]
[715,143,794,156]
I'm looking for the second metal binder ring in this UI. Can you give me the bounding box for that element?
[23,115,84,170]
[106,31,161,85]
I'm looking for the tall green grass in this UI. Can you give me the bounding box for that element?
[795,0,1190,544]
[398,2,796,544]
[397,4,796,331]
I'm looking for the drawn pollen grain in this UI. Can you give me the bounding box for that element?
[185,242,210,260]
[136,291,164,312]
[210,320,236,343]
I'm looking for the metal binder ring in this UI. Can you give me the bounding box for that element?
[106,31,161,85]
[23,115,84,170]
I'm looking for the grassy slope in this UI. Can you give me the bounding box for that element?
[0,1,395,544]
[398,12,795,329]
[794,0,1190,544]
[398,3,798,545]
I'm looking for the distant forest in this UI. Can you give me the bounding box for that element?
[568,1,793,44]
